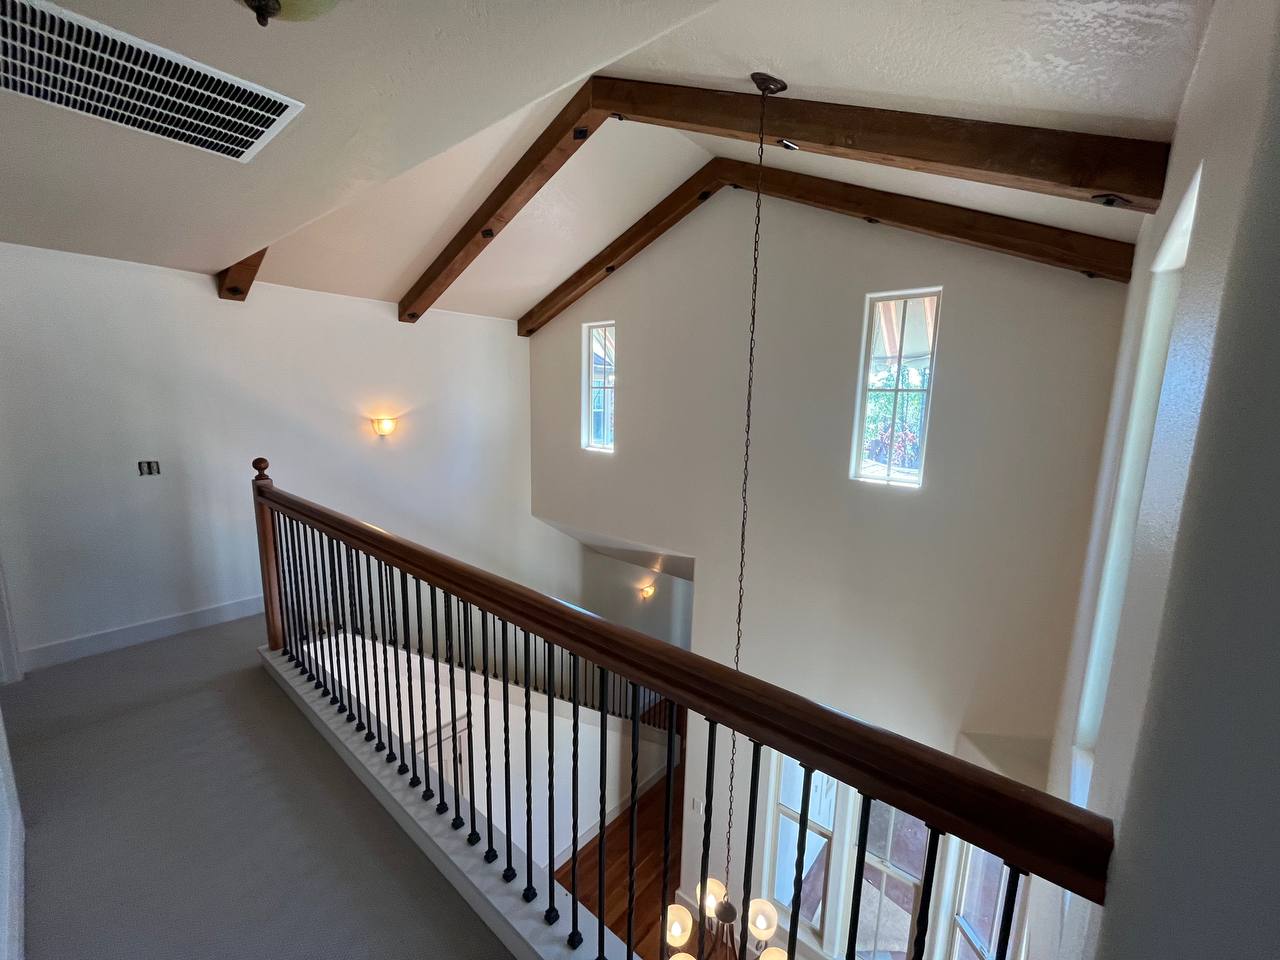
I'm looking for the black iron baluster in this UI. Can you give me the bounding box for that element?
[626,681,640,956]
[352,547,372,736]
[568,652,582,949]
[445,593,464,829]
[660,699,678,960]
[544,640,558,925]
[522,628,537,903]
[307,527,330,692]
[430,585,449,816]
[377,561,397,762]
[993,865,1024,960]
[463,604,481,845]
[482,613,497,863]
[908,828,942,960]
[273,513,295,663]
[400,569,418,784]
[501,620,516,882]
[325,537,348,715]
[366,553,384,751]
[596,667,610,960]
[697,721,719,960]
[785,766,814,960]
[737,741,764,960]
[414,578,431,798]
[300,523,321,687]
[293,521,313,679]
[333,539,356,722]
[270,513,292,661]
[314,528,337,702]
[844,793,874,960]
[342,544,363,727]
[385,563,406,770]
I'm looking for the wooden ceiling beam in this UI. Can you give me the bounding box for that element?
[518,159,728,336]
[592,76,1169,213]
[518,156,1134,336]
[398,80,607,323]
[216,247,268,301]
[404,76,1160,327]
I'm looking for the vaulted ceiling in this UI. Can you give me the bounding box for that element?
[0,0,1213,311]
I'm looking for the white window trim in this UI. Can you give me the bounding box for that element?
[581,320,615,452]
[848,287,944,490]
[758,749,979,960]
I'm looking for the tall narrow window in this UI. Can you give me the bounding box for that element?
[770,755,837,935]
[852,291,942,487]
[948,845,1024,960]
[582,321,615,451]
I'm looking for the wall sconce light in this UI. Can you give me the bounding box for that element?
[371,417,398,437]
[639,582,657,601]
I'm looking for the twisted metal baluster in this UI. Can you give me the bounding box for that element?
[415,579,433,800]
[463,603,481,846]
[446,593,464,829]
[400,569,418,784]
[482,613,498,863]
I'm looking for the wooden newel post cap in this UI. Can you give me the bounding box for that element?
[252,457,270,480]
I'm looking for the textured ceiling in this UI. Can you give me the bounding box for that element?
[0,0,715,274]
[611,0,1212,139]
[259,94,710,319]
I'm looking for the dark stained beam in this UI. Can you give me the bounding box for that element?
[592,76,1169,213]
[398,80,606,323]
[743,160,1135,282]
[518,156,1134,336]
[216,247,268,301]
[518,160,728,335]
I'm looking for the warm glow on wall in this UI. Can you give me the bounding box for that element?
[371,417,398,437]
[639,582,657,601]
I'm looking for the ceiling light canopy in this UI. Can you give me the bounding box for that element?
[241,0,340,27]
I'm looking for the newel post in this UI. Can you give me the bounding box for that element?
[251,457,285,651]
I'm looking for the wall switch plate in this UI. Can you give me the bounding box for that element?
[137,461,160,476]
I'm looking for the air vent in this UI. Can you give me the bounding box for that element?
[0,0,303,161]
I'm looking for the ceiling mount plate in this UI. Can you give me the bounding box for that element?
[750,72,788,96]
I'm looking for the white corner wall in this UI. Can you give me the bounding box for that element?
[1043,0,1280,956]
[0,243,583,671]
[530,191,1126,754]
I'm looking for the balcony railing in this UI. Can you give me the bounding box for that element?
[250,458,1111,960]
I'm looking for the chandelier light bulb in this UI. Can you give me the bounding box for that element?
[666,904,693,947]
[748,898,779,941]
[760,948,788,960]
[696,877,727,916]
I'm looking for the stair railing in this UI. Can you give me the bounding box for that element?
[250,459,1111,960]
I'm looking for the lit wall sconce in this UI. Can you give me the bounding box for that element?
[639,582,657,601]
[371,417,398,437]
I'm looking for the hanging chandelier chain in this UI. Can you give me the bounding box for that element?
[724,84,770,886]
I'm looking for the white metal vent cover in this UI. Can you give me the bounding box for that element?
[0,0,303,161]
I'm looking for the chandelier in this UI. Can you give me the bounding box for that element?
[666,69,789,960]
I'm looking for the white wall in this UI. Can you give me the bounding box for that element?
[1044,0,1280,956]
[528,189,1126,924]
[580,550,693,649]
[530,191,1125,753]
[0,242,583,671]
[0,709,21,960]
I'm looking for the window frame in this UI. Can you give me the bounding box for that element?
[849,287,944,489]
[580,320,616,453]
[945,843,1028,960]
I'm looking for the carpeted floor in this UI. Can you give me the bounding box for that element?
[0,615,513,960]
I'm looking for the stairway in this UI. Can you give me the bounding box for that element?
[556,766,683,960]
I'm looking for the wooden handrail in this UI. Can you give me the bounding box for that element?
[253,468,1112,904]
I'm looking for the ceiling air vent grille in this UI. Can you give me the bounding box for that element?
[0,0,303,161]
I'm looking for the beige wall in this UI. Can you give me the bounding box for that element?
[0,243,583,668]
[530,189,1126,753]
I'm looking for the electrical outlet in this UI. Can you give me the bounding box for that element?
[137,461,160,476]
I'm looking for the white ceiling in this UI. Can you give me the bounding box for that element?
[611,0,1213,139]
[0,0,1210,305]
[259,92,711,319]
[0,0,715,274]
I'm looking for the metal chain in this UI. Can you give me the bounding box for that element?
[724,86,770,887]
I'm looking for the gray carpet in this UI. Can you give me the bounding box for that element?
[0,615,513,960]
